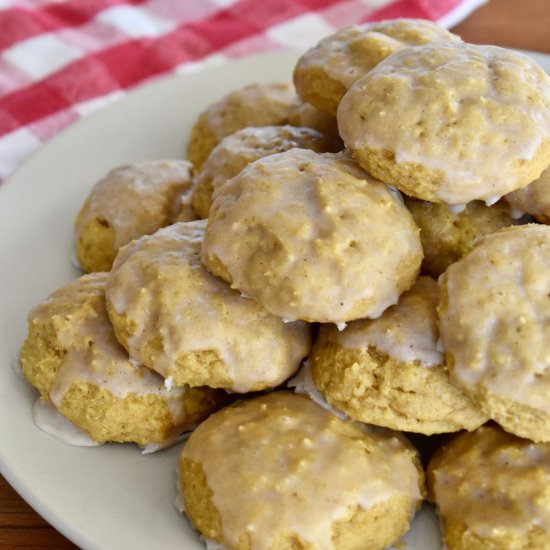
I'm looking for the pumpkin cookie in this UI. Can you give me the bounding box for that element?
[311,277,486,434]
[201,148,422,323]
[439,224,550,442]
[338,43,550,205]
[75,160,194,272]
[405,198,516,277]
[428,424,550,549]
[105,220,311,393]
[179,391,425,550]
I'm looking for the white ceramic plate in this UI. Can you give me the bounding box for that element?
[1,50,549,550]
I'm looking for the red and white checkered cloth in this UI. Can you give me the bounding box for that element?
[0,0,486,181]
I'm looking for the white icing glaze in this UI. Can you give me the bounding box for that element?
[509,206,526,220]
[48,324,188,422]
[33,399,101,447]
[34,397,192,453]
[337,276,443,367]
[484,195,501,207]
[287,361,348,419]
[448,203,466,214]
[140,432,191,455]
[11,355,25,381]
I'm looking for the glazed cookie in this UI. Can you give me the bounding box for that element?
[105,220,311,393]
[293,19,461,115]
[405,198,516,277]
[505,165,550,223]
[186,82,297,169]
[310,277,487,434]
[288,99,342,143]
[202,148,422,323]
[428,424,550,549]
[179,391,425,550]
[19,273,222,447]
[75,160,194,273]
[338,43,550,205]
[439,224,550,442]
[191,125,340,219]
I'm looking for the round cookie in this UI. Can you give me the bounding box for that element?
[105,220,311,393]
[179,391,425,550]
[338,43,550,205]
[75,160,194,273]
[201,148,422,323]
[427,424,550,550]
[19,272,222,447]
[505,165,550,223]
[293,19,462,115]
[405,198,516,277]
[288,99,343,144]
[191,125,340,219]
[439,224,550,442]
[310,276,487,434]
[186,82,297,170]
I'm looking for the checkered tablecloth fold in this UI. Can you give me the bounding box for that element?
[0,0,486,181]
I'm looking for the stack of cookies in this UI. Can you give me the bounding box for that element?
[20,17,550,550]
